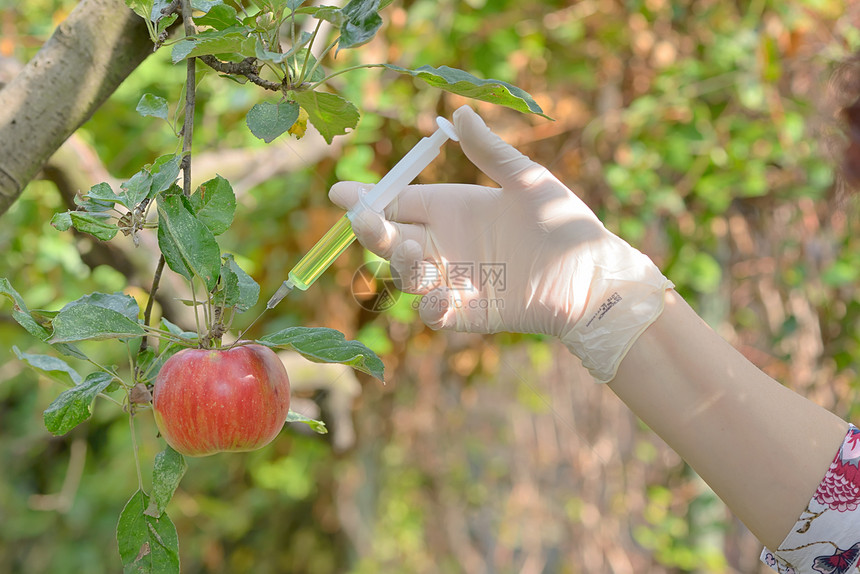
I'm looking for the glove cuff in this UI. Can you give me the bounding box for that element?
[561,251,673,383]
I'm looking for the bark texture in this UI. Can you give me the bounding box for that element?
[0,0,152,217]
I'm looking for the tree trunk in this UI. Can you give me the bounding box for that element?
[0,0,152,217]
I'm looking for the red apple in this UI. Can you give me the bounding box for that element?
[152,344,290,457]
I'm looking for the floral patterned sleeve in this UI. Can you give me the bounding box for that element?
[761,425,860,574]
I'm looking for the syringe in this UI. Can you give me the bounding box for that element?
[266,116,459,309]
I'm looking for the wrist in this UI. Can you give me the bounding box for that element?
[560,250,673,382]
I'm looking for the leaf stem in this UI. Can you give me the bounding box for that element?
[97,393,124,407]
[304,37,341,85]
[309,62,384,90]
[224,307,236,336]
[140,324,193,345]
[129,413,145,493]
[299,18,324,84]
[262,61,286,82]
[86,358,124,387]
[126,340,136,384]
[289,6,296,74]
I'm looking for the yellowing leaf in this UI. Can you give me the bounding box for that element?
[288,107,309,139]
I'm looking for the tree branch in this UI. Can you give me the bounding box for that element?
[0,0,154,218]
[199,56,282,92]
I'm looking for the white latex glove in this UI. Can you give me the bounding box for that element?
[330,106,673,382]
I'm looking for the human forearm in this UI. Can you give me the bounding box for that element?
[608,289,848,549]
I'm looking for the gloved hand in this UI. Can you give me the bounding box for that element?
[330,105,673,382]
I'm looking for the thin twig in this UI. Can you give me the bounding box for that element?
[161,0,180,16]
[140,323,193,345]
[180,0,196,196]
[138,255,166,356]
[199,55,282,92]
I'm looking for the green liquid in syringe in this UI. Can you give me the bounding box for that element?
[288,214,357,290]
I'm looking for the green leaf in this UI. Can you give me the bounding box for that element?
[51,211,73,231]
[339,0,382,51]
[117,490,180,574]
[0,277,87,360]
[148,154,182,197]
[84,182,122,208]
[61,292,140,322]
[251,0,293,12]
[160,317,198,340]
[286,410,328,434]
[171,27,255,64]
[70,212,118,241]
[191,0,221,13]
[136,93,169,121]
[157,194,222,291]
[1,277,52,340]
[125,0,158,42]
[223,254,260,311]
[120,170,154,209]
[43,371,115,435]
[215,261,239,308]
[125,0,154,21]
[246,101,300,143]
[0,279,87,359]
[254,37,287,64]
[193,2,238,30]
[49,304,146,343]
[150,0,173,23]
[292,91,358,144]
[145,447,187,518]
[382,64,550,119]
[157,12,178,35]
[189,175,236,235]
[257,326,384,381]
[297,5,345,27]
[75,193,114,213]
[13,346,82,387]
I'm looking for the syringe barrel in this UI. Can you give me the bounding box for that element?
[350,117,457,216]
[286,117,457,293]
[287,214,356,290]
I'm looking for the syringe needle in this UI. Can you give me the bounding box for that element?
[231,280,294,346]
[267,280,295,309]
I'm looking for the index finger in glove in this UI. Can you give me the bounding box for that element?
[329,180,437,224]
[350,207,428,260]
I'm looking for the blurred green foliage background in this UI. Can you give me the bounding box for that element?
[2,0,860,572]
